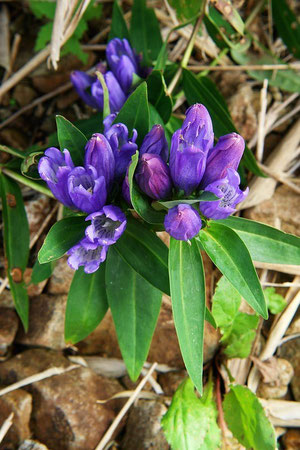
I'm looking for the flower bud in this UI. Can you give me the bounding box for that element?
[200,133,245,188]
[67,166,107,214]
[85,205,127,246]
[70,71,99,109]
[200,168,249,220]
[106,38,140,92]
[182,104,214,152]
[84,133,115,190]
[91,71,127,113]
[105,123,138,178]
[67,238,108,273]
[164,204,202,241]
[139,125,169,162]
[122,169,132,206]
[38,147,75,208]
[135,154,172,200]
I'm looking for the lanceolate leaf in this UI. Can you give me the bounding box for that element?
[147,70,173,123]
[199,222,268,318]
[169,238,206,394]
[108,0,130,41]
[156,191,219,209]
[106,247,162,380]
[38,216,86,263]
[114,217,170,294]
[56,115,87,166]
[217,216,300,265]
[272,0,300,59]
[65,265,108,344]
[0,174,29,330]
[31,260,55,284]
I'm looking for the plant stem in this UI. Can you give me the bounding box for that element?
[1,167,54,198]
[0,145,26,159]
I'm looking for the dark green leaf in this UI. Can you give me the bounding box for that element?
[65,265,108,344]
[29,0,56,19]
[205,307,217,329]
[109,0,130,41]
[182,69,264,176]
[156,192,219,209]
[128,151,166,224]
[199,222,268,318]
[34,22,53,51]
[113,82,149,146]
[31,260,55,284]
[168,0,203,20]
[147,70,173,123]
[38,216,86,264]
[169,238,206,394]
[114,217,170,294]
[212,0,244,35]
[223,385,276,450]
[264,287,286,315]
[272,0,300,59]
[0,175,29,330]
[162,377,221,450]
[106,247,162,380]
[217,216,300,265]
[21,151,44,180]
[56,115,87,166]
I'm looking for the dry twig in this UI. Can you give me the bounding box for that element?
[0,413,14,444]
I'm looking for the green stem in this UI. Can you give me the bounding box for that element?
[96,71,110,118]
[197,48,229,78]
[1,167,54,198]
[0,144,26,159]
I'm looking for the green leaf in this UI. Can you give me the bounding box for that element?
[29,1,56,19]
[108,0,130,41]
[128,151,166,224]
[217,216,300,265]
[62,37,88,64]
[65,265,108,344]
[21,150,44,180]
[168,0,203,20]
[0,175,29,330]
[34,22,53,51]
[212,276,241,329]
[223,385,276,450]
[199,222,268,319]
[264,287,286,315]
[162,378,221,450]
[114,217,170,295]
[31,260,55,284]
[113,82,149,146]
[212,0,244,35]
[272,0,300,59]
[38,216,86,264]
[205,307,217,329]
[147,70,173,123]
[222,312,259,358]
[56,115,87,166]
[169,238,206,394]
[182,69,264,176]
[156,192,219,209]
[106,247,162,380]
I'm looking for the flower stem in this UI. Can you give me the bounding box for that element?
[1,167,54,198]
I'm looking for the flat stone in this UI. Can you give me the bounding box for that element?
[0,389,32,449]
[47,257,74,295]
[0,349,123,450]
[24,195,51,240]
[0,308,19,354]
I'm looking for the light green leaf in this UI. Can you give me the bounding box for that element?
[212,276,241,329]
[56,115,87,166]
[222,312,259,358]
[264,287,286,315]
[223,385,276,450]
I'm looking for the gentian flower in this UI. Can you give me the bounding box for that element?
[67,166,107,214]
[70,71,99,109]
[200,169,249,220]
[67,238,108,274]
[91,71,127,113]
[139,125,169,162]
[122,169,132,206]
[200,133,245,188]
[84,133,115,191]
[85,205,127,246]
[135,154,172,200]
[38,147,75,208]
[105,123,138,178]
[164,204,202,241]
[103,113,117,133]
[106,38,140,92]
[169,104,214,195]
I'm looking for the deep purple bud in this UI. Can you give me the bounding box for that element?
[105,123,138,178]
[122,170,132,206]
[91,71,127,113]
[67,238,108,274]
[70,71,99,109]
[139,125,169,162]
[164,204,202,241]
[200,169,249,220]
[85,205,127,246]
[182,104,214,152]
[84,133,115,190]
[103,113,117,133]
[201,133,245,188]
[135,154,172,200]
[38,147,75,208]
[68,166,107,214]
[106,38,140,92]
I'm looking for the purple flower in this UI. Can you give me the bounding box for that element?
[105,123,138,178]
[84,133,115,191]
[135,154,172,200]
[68,166,107,214]
[169,104,214,195]
[38,147,75,208]
[164,204,202,241]
[139,125,169,162]
[103,113,117,133]
[200,169,249,220]
[122,169,132,206]
[70,71,99,109]
[106,38,140,92]
[85,205,127,246]
[91,71,127,113]
[67,238,108,274]
[200,133,245,188]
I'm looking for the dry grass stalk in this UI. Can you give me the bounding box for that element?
[256,79,268,162]
[0,412,14,444]
[253,262,300,276]
[187,63,300,71]
[259,399,300,427]
[0,4,10,71]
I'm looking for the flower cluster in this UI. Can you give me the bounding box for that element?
[70,38,145,113]
[38,103,248,273]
